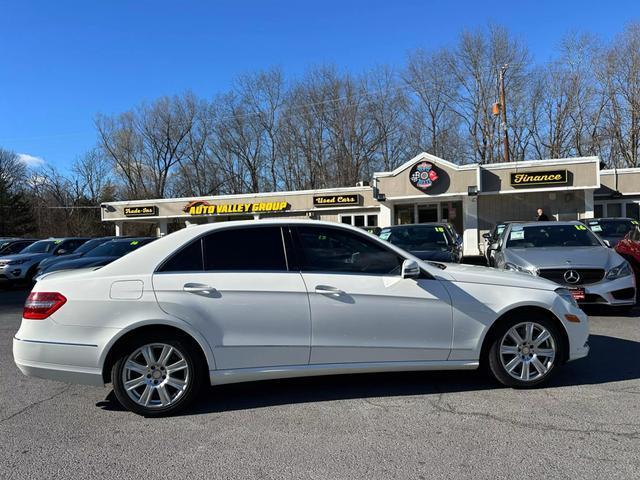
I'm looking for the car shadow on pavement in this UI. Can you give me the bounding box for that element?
[96,333,640,416]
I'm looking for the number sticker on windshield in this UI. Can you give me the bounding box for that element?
[574,225,587,230]
[435,227,445,232]
[130,241,139,246]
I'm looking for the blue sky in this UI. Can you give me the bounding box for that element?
[0,0,637,171]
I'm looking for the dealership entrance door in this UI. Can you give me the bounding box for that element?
[394,200,464,235]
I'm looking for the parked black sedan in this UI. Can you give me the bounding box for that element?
[36,236,121,275]
[583,217,638,248]
[36,237,156,277]
[379,223,462,262]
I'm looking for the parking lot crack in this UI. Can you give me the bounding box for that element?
[0,385,71,423]
[428,400,640,441]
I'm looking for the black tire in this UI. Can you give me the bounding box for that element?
[111,334,204,417]
[487,314,563,388]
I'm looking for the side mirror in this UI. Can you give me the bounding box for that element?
[603,239,611,248]
[56,248,68,255]
[401,259,421,279]
[482,232,491,240]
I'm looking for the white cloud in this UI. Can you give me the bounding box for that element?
[17,153,46,168]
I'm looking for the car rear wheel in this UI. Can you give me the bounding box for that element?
[111,337,203,416]
[488,316,562,388]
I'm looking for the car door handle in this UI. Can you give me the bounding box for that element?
[183,283,216,294]
[314,285,344,296]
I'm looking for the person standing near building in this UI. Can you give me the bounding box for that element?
[536,208,550,221]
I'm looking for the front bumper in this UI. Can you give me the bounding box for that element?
[576,275,636,306]
[13,336,104,386]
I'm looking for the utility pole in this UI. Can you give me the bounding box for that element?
[498,64,510,162]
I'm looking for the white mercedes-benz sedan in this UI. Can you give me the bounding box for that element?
[14,220,589,416]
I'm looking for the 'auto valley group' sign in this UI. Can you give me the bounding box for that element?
[184,200,290,215]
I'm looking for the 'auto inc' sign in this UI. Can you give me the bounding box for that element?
[313,194,362,207]
[510,170,568,187]
[123,206,158,217]
[184,200,290,215]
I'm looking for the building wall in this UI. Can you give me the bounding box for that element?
[478,190,586,231]
[376,161,476,198]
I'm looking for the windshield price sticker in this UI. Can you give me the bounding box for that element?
[511,225,523,231]
[591,225,603,232]
[379,231,391,240]
[510,230,525,240]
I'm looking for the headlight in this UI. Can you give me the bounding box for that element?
[7,259,26,265]
[504,262,539,276]
[605,261,632,280]
[555,287,578,308]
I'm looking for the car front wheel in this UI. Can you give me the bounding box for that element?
[111,337,203,416]
[488,316,562,388]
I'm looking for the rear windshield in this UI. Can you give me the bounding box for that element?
[586,219,636,237]
[506,225,601,248]
[86,239,149,257]
[74,238,109,254]
[380,225,451,251]
[20,240,57,254]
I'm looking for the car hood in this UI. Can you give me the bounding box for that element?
[0,252,50,263]
[44,256,117,273]
[505,246,620,270]
[440,263,558,290]
[410,249,455,262]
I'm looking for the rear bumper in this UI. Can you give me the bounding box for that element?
[13,337,104,386]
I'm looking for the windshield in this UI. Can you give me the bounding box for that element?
[586,219,636,237]
[20,240,58,254]
[380,225,451,251]
[86,239,147,257]
[506,224,602,248]
[75,238,109,254]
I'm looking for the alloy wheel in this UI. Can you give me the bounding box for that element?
[121,343,190,408]
[499,322,556,382]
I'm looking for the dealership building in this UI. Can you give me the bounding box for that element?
[101,153,640,258]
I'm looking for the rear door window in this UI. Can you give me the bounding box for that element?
[202,227,288,271]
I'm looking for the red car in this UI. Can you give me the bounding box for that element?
[615,224,640,287]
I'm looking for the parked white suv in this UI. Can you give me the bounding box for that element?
[14,220,589,416]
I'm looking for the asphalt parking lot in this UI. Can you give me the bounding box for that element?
[1,288,639,479]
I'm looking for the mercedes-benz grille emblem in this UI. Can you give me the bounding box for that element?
[563,270,581,284]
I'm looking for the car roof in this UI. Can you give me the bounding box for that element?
[587,217,634,222]
[506,220,583,228]
[107,237,155,243]
[382,223,451,229]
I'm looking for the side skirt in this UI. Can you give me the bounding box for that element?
[209,360,479,386]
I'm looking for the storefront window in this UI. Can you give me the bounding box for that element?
[607,203,622,218]
[340,214,378,227]
[395,205,414,225]
[417,205,438,223]
[594,204,604,218]
[626,202,639,220]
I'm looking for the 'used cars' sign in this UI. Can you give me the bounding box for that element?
[313,194,362,207]
[510,170,568,187]
[124,206,158,217]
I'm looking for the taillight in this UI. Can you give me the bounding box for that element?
[23,292,67,320]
